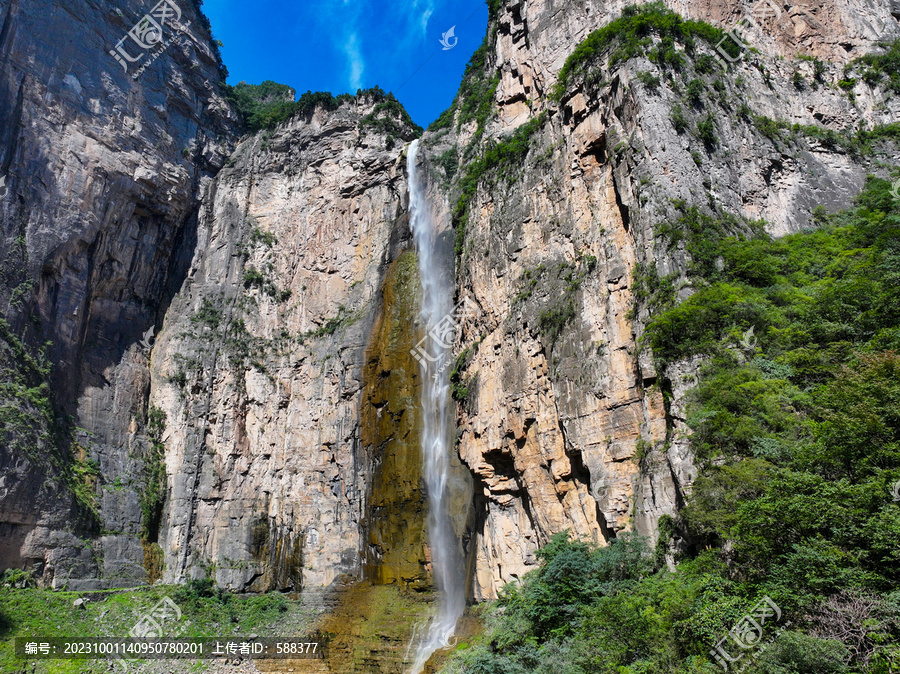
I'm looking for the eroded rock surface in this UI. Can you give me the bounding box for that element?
[1,0,899,602]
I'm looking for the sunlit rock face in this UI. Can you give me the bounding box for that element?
[150,98,416,590]
[1,0,898,597]
[419,0,899,598]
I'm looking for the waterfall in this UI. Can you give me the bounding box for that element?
[406,139,466,673]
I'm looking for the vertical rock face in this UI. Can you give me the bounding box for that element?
[361,250,427,588]
[1,0,898,603]
[492,0,900,124]
[0,0,236,588]
[416,0,900,598]
[149,99,415,590]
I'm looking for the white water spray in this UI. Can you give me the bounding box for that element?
[407,139,466,673]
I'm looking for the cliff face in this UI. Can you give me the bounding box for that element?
[0,0,236,588]
[419,0,900,597]
[149,99,417,590]
[1,0,898,601]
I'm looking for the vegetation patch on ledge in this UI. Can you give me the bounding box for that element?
[224,82,416,134]
[451,113,547,257]
[553,2,726,100]
[841,38,900,95]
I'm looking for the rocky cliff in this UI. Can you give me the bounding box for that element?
[0,0,237,589]
[1,0,899,606]
[419,0,900,598]
[149,96,419,591]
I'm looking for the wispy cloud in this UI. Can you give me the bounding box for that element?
[344,32,365,90]
[412,0,435,36]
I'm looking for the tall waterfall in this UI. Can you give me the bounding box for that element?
[406,139,466,673]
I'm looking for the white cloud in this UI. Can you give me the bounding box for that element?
[344,32,365,90]
[410,0,435,36]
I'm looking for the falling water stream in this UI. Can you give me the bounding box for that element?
[406,139,466,673]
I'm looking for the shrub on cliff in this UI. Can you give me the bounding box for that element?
[448,173,900,674]
[553,2,725,99]
[224,82,358,132]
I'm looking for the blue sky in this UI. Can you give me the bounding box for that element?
[202,0,489,127]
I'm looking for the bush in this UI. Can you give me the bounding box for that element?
[636,70,661,92]
[671,104,689,133]
[845,38,900,94]
[686,78,705,107]
[554,3,725,99]
[452,114,546,256]
[359,95,423,138]
[697,113,716,147]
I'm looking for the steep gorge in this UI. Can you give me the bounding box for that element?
[1,0,899,662]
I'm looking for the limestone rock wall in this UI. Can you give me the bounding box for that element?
[148,100,414,590]
[417,0,900,599]
[0,0,237,589]
[2,0,899,599]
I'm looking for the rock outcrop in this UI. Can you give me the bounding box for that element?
[149,98,417,590]
[418,0,900,598]
[0,0,236,588]
[1,0,899,604]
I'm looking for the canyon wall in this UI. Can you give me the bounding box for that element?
[423,0,900,597]
[1,0,898,600]
[148,99,419,591]
[0,0,236,588]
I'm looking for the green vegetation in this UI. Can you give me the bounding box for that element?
[436,146,460,182]
[513,256,596,347]
[0,582,311,673]
[686,78,705,107]
[538,301,577,344]
[359,94,424,141]
[456,36,500,141]
[0,319,57,465]
[427,19,501,140]
[748,113,900,156]
[223,82,415,134]
[696,113,716,147]
[225,81,299,131]
[445,174,900,673]
[189,0,228,80]
[191,298,223,329]
[636,70,661,92]
[249,226,277,248]
[450,341,481,412]
[629,261,678,319]
[428,104,457,132]
[140,407,167,544]
[242,267,265,288]
[553,3,725,99]
[0,319,102,525]
[670,104,688,134]
[300,305,359,342]
[452,113,547,256]
[843,38,900,94]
